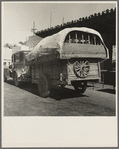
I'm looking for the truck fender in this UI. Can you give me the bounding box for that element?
[13,69,22,80]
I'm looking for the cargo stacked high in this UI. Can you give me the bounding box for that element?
[10,27,109,97]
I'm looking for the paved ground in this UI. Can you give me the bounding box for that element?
[4,80,116,116]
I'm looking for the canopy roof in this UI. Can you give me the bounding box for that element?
[26,27,108,62]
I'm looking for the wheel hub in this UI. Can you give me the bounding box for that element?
[73,61,90,78]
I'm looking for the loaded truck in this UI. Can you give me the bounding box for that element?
[5,27,109,97]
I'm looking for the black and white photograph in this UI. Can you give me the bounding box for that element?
[2,1,117,147]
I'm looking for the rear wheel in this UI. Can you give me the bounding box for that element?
[73,82,87,93]
[13,72,20,87]
[61,84,65,88]
[38,73,50,98]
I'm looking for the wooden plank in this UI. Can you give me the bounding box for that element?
[68,77,100,81]
[63,43,106,54]
[67,60,99,84]
[61,54,106,59]
[90,64,98,70]
[88,70,98,76]
[61,43,106,59]
[68,63,98,70]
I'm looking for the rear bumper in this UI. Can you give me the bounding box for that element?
[68,77,100,85]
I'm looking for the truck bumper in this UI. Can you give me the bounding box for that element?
[68,77,100,85]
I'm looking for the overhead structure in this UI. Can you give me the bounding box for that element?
[35,8,115,39]
[35,8,116,69]
[26,27,109,62]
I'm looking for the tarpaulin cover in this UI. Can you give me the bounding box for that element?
[26,27,107,62]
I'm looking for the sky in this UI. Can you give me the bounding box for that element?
[2,1,116,45]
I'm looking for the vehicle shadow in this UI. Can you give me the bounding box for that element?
[5,80,88,100]
[5,79,14,85]
[50,86,88,100]
[97,89,116,94]
[87,84,116,94]
[5,80,39,95]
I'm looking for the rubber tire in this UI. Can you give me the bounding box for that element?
[74,82,87,93]
[13,72,20,87]
[38,73,50,98]
[61,84,65,88]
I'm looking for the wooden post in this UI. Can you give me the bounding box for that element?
[82,33,85,44]
[88,34,90,44]
[102,73,104,88]
[82,33,84,40]
[75,32,78,43]
[94,36,96,45]
[69,34,71,43]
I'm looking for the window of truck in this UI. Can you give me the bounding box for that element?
[64,31,103,45]
[14,53,20,62]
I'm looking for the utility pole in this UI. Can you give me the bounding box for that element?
[31,21,37,35]
[50,4,52,28]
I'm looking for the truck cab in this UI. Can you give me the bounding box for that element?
[11,50,31,86]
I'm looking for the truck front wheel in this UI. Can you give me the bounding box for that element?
[73,82,87,93]
[13,72,20,87]
[38,74,50,98]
